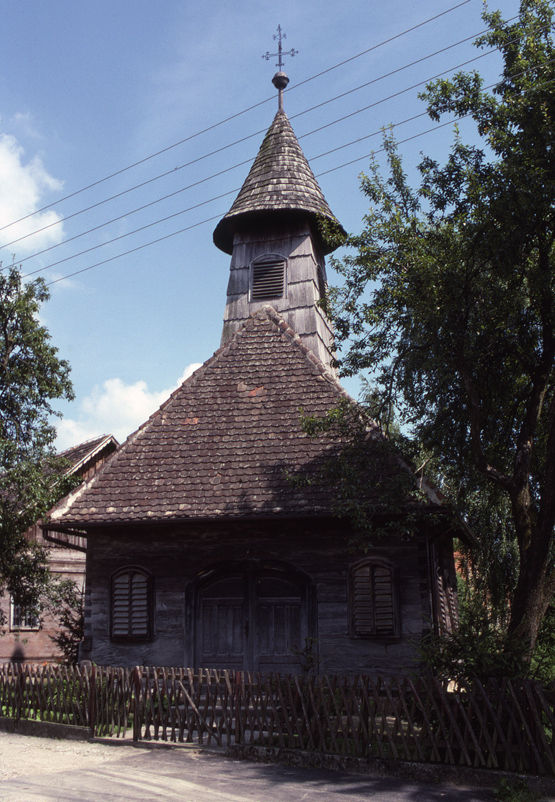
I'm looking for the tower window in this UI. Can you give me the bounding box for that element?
[250,254,286,301]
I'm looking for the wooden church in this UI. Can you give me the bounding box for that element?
[45,67,459,675]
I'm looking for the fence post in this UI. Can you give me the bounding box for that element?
[88,665,96,738]
[133,667,141,742]
[16,664,24,721]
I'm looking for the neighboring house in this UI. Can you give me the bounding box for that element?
[44,71,462,675]
[0,434,118,664]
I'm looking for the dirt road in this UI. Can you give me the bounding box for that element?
[0,730,532,802]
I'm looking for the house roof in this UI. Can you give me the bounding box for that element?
[213,110,346,256]
[59,434,119,476]
[48,307,386,528]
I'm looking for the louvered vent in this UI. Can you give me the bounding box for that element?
[251,255,285,301]
[351,561,398,638]
[111,568,151,640]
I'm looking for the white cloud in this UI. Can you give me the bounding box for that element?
[0,134,64,256]
[55,363,203,451]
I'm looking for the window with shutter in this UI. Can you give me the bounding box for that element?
[111,567,153,641]
[349,559,399,638]
[250,254,286,301]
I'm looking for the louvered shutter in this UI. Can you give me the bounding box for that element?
[351,561,398,638]
[111,569,151,640]
[112,572,131,637]
[373,565,397,636]
[351,563,373,636]
[130,572,149,636]
[434,547,459,635]
[251,255,285,300]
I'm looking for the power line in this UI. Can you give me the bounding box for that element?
[0,0,473,236]
[12,32,500,265]
[46,212,224,287]
[292,0,473,92]
[43,119,466,288]
[17,52,484,272]
[43,70,555,290]
[23,188,240,278]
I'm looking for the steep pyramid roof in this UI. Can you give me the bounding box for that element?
[213,110,346,255]
[48,307,359,528]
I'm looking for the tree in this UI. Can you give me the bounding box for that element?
[329,0,555,670]
[0,265,74,622]
[45,579,84,665]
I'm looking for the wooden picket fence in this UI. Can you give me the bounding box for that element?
[2,663,555,777]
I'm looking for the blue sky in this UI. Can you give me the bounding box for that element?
[0,0,520,449]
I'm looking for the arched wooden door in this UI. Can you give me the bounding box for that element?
[194,561,315,673]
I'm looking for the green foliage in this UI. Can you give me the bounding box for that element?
[419,594,528,682]
[0,264,74,621]
[494,777,542,802]
[45,579,85,665]
[329,0,555,668]
[292,399,425,545]
[291,637,319,674]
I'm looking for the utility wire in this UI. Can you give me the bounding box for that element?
[0,0,473,236]
[45,212,224,286]
[45,117,470,288]
[41,69,555,289]
[3,20,492,254]
[19,38,523,271]
[6,10,530,261]
[292,0,473,92]
[23,188,240,278]
[12,37,501,265]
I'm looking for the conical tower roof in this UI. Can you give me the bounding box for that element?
[213,109,346,255]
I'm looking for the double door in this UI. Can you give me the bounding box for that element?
[196,564,311,673]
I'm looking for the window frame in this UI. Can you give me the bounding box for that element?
[349,558,401,640]
[110,566,154,643]
[10,599,40,631]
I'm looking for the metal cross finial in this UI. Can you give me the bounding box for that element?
[262,25,298,70]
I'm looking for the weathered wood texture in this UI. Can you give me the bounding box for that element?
[82,520,432,675]
[221,224,335,372]
[2,664,555,778]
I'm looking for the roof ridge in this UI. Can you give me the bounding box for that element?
[252,305,354,401]
[57,433,114,457]
[47,307,357,525]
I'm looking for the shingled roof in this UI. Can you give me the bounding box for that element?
[213,110,346,255]
[47,307,367,528]
[59,434,118,475]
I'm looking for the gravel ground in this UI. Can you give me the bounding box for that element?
[0,730,552,802]
[0,731,137,781]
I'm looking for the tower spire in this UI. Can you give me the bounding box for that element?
[263,26,297,111]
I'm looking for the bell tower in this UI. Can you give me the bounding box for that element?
[213,35,345,372]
